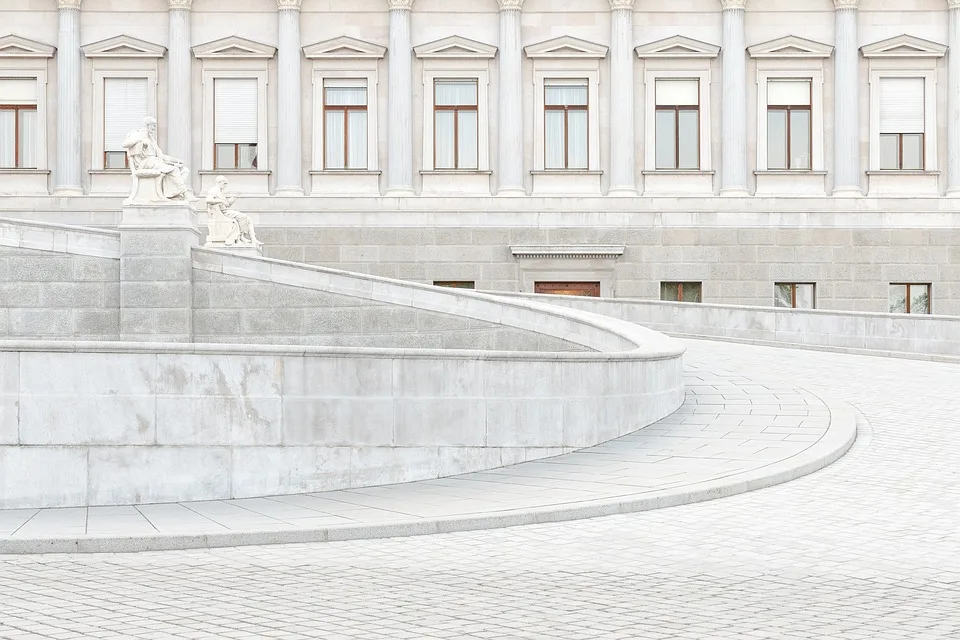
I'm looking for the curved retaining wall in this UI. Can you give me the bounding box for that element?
[0,250,685,509]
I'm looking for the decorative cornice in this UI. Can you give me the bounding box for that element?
[720,0,746,8]
[834,0,859,8]
[277,0,302,8]
[510,245,626,260]
[609,0,635,9]
[168,0,192,8]
[498,0,524,8]
[387,0,413,9]
[57,0,82,8]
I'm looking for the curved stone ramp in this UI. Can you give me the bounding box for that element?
[0,363,856,554]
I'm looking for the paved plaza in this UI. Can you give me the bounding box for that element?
[1,338,959,639]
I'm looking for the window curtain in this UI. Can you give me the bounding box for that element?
[434,110,455,169]
[435,81,476,106]
[214,78,258,143]
[457,110,478,169]
[566,109,588,169]
[544,110,565,169]
[324,83,367,170]
[324,110,345,169]
[0,110,14,167]
[347,110,367,169]
[18,109,37,168]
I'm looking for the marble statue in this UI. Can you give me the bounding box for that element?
[205,175,263,248]
[122,116,192,202]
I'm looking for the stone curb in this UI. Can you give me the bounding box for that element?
[0,388,859,555]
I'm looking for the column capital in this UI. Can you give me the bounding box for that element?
[498,0,524,9]
[720,0,746,9]
[834,0,859,8]
[609,0,635,9]
[56,0,82,8]
[387,0,414,9]
[949,0,960,8]
[168,0,192,8]
[277,0,302,8]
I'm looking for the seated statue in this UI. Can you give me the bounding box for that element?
[122,116,191,202]
[205,175,263,247]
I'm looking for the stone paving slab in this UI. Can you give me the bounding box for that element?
[0,364,856,554]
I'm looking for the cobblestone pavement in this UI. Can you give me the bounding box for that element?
[1,339,959,640]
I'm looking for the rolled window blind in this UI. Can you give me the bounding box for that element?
[104,77,148,151]
[214,78,258,143]
[0,79,37,105]
[767,79,810,106]
[879,77,924,134]
[656,79,699,106]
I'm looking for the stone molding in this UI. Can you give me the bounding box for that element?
[510,245,625,259]
[277,0,302,8]
[720,0,745,8]
[387,0,413,9]
[0,34,56,58]
[497,0,523,8]
[833,0,858,8]
[56,0,81,8]
[609,0,635,9]
[949,0,960,8]
[168,0,192,8]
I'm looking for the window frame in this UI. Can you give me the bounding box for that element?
[531,66,601,173]
[868,68,938,173]
[312,68,380,173]
[660,281,703,303]
[643,69,712,173]
[321,80,368,171]
[88,66,159,172]
[420,65,491,173]
[774,282,816,309]
[0,104,37,169]
[543,79,590,171]
[755,69,824,172]
[765,80,813,171]
[433,78,480,170]
[653,79,701,170]
[0,70,48,172]
[889,283,931,315]
[200,67,270,174]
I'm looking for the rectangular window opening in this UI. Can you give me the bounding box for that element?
[214,77,259,170]
[879,77,925,171]
[434,79,478,170]
[655,79,699,170]
[766,79,812,171]
[660,281,702,303]
[324,79,368,170]
[534,281,600,297]
[889,283,930,314]
[544,79,588,170]
[774,283,816,309]
[433,281,475,289]
[103,77,149,170]
[0,78,38,169]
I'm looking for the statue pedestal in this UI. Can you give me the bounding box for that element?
[203,240,263,258]
[118,203,200,343]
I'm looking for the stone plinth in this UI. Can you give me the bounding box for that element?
[118,204,199,342]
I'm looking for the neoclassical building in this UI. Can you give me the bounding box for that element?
[2,0,960,314]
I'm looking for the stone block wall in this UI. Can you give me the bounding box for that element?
[260,226,960,316]
[194,270,588,352]
[0,247,119,340]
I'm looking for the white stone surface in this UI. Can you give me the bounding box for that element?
[54,2,82,195]
[275,3,303,195]
[720,2,748,195]
[386,1,414,195]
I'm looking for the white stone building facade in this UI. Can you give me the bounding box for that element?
[2,0,960,314]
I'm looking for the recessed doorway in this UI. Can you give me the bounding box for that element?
[534,281,601,297]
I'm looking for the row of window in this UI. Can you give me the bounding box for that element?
[0,72,935,174]
[435,280,934,315]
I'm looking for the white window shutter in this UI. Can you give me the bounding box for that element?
[214,78,258,143]
[767,80,811,106]
[655,79,699,106]
[104,78,149,152]
[879,77,924,134]
[0,79,37,105]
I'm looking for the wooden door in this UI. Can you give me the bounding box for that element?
[534,281,601,297]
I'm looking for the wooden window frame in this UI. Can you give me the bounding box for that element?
[0,105,37,169]
[655,104,700,170]
[662,281,702,303]
[543,82,589,171]
[879,132,925,171]
[323,83,367,171]
[767,81,813,171]
[433,79,478,170]
[433,281,475,289]
[212,79,259,171]
[775,282,816,309]
[891,283,931,314]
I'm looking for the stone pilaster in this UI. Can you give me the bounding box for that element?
[497,0,525,195]
[720,0,748,196]
[833,0,861,195]
[276,0,304,195]
[386,0,415,195]
[948,0,960,195]
[607,0,637,195]
[55,0,83,195]
[168,0,193,191]
[119,205,199,343]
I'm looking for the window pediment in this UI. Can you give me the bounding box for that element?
[635,35,720,59]
[0,34,56,58]
[524,36,607,60]
[82,35,166,59]
[192,36,277,59]
[303,35,386,59]
[415,35,497,59]
[861,34,946,58]
[748,35,833,59]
